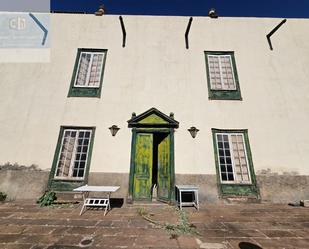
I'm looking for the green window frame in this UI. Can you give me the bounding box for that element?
[68,48,107,98]
[48,126,96,191]
[204,51,242,100]
[212,128,259,198]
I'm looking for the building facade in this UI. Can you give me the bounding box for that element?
[0,13,309,203]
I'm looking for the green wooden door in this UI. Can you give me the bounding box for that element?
[157,134,171,201]
[133,133,153,200]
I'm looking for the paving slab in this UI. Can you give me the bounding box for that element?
[0,201,308,248]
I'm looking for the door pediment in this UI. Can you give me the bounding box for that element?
[128,107,179,128]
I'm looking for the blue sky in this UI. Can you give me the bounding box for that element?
[51,0,309,18]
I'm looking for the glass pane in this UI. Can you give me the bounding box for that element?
[242,167,248,173]
[88,53,104,87]
[243,175,249,181]
[227,173,234,181]
[222,173,227,181]
[231,135,237,142]
[55,130,76,177]
[217,133,234,183]
[73,170,78,177]
[220,165,226,172]
[219,55,235,90]
[76,53,91,86]
[231,133,250,183]
[208,55,221,89]
[75,154,81,160]
[81,154,87,160]
[78,170,84,177]
[227,164,233,173]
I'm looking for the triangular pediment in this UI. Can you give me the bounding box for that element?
[128,108,179,128]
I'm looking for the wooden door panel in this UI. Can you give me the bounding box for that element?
[157,134,170,201]
[133,133,153,200]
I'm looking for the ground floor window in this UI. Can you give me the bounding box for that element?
[212,129,259,197]
[55,129,92,180]
[48,126,95,191]
[216,133,251,184]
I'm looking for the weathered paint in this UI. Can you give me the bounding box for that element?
[133,133,153,200]
[157,133,171,201]
[139,114,169,124]
[128,108,177,202]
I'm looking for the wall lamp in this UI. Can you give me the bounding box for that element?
[109,125,120,136]
[188,126,199,138]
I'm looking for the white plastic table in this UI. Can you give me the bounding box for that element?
[73,185,120,216]
[175,185,199,210]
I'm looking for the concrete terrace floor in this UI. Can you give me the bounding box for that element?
[0,201,308,249]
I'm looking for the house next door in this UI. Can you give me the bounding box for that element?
[127,108,179,203]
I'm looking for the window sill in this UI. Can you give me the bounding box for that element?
[221,181,252,185]
[53,178,85,182]
[220,183,259,197]
[68,87,101,98]
[208,90,242,101]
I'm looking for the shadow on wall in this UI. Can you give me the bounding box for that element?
[239,242,262,249]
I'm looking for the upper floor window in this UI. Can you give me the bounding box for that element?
[205,51,242,100]
[68,48,107,98]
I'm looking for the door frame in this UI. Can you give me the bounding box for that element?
[128,128,175,202]
[127,108,179,203]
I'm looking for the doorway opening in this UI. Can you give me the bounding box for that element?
[151,133,169,200]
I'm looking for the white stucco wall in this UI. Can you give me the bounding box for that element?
[0,14,309,175]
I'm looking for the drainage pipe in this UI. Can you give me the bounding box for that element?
[119,16,126,48]
[185,17,193,49]
[266,19,287,50]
